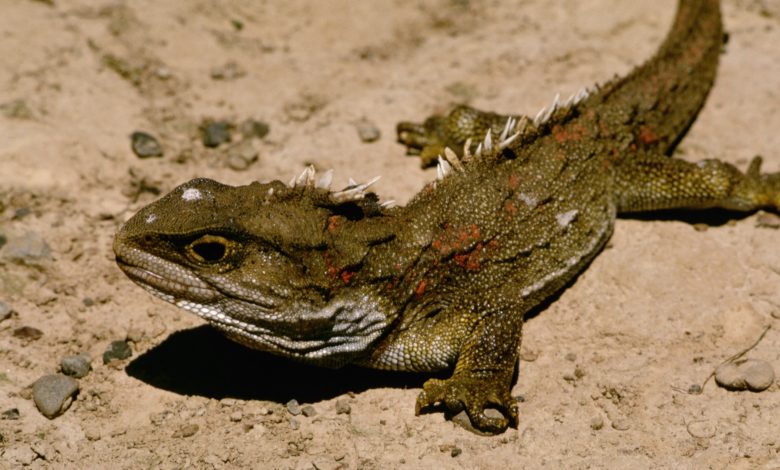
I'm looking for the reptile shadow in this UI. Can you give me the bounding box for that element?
[125,325,428,403]
[621,208,754,226]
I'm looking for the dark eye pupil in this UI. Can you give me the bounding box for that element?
[192,241,226,262]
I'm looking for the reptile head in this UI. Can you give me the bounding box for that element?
[114,174,398,366]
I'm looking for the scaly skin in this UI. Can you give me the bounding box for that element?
[114,0,780,434]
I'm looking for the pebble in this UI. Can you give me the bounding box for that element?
[450,409,506,436]
[756,211,780,229]
[240,119,270,139]
[450,446,462,458]
[202,121,232,148]
[60,352,92,378]
[590,415,604,430]
[355,119,381,143]
[686,420,716,439]
[334,399,351,415]
[289,418,300,430]
[172,423,199,438]
[102,340,133,364]
[210,61,246,81]
[2,408,20,420]
[32,374,79,419]
[85,428,101,441]
[286,399,301,416]
[226,139,258,171]
[12,207,31,220]
[13,326,43,340]
[301,405,317,417]
[130,131,164,158]
[1,231,51,262]
[0,301,13,321]
[229,411,243,422]
[715,359,775,392]
[611,418,631,431]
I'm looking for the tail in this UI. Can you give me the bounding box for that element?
[596,0,723,154]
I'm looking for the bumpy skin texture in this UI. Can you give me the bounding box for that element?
[115,0,780,434]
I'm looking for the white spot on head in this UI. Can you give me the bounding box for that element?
[145,213,157,224]
[556,209,578,228]
[182,188,202,201]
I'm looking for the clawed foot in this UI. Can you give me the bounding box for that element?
[415,374,519,434]
[397,117,448,168]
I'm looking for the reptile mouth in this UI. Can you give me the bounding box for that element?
[115,246,219,303]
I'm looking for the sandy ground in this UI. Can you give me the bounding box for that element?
[1,0,780,468]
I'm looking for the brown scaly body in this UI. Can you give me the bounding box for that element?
[114,0,780,433]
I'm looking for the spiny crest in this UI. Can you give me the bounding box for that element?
[435,116,524,181]
[532,87,591,128]
[284,165,394,208]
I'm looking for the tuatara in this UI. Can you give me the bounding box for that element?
[114,0,780,433]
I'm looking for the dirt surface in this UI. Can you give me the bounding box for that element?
[2,0,780,468]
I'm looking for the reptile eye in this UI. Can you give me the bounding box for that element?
[188,235,230,263]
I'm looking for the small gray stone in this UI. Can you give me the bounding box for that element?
[240,119,270,139]
[334,399,351,415]
[85,428,101,441]
[172,423,199,438]
[715,359,775,392]
[210,61,246,81]
[355,119,381,143]
[202,121,232,148]
[301,405,317,417]
[756,211,780,229]
[12,207,31,220]
[286,399,301,416]
[32,374,79,419]
[226,139,258,171]
[1,231,51,262]
[13,326,43,340]
[450,447,462,458]
[289,418,300,430]
[130,131,163,158]
[0,301,13,321]
[590,415,604,430]
[60,353,92,378]
[2,408,20,420]
[611,418,631,431]
[103,340,132,364]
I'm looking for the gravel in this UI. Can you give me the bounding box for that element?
[60,352,92,378]
[32,374,79,419]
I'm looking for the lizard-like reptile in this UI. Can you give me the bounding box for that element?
[114,0,780,433]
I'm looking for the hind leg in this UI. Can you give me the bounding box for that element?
[397,105,522,168]
[615,154,780,213]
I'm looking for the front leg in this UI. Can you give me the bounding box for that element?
[397,105,521,168]
[416,303,522,434]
